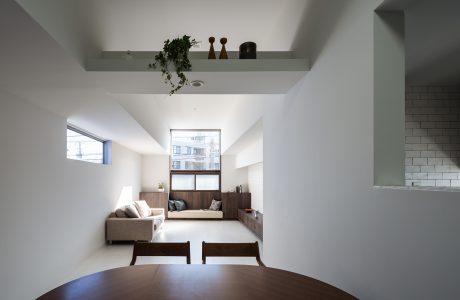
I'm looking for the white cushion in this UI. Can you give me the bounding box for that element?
[134,200,151,218]
[209,199,222,211]
[168,210,223,219]
[125,204,141,218]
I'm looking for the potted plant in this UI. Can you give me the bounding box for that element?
[158,182,165,192]
[149,35,198,95]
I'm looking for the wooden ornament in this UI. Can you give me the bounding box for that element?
[208,37,216,59]
[219,37,228,59]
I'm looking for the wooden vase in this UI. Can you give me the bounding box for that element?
[219,37,228,59]
[208,37,216,59]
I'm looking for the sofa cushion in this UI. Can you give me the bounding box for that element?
[125,204,141,218]
[209,199,222,211]
[168,200,176,211]
[174,199,187,211]
[115,207,128,218]
[134,200,151,218]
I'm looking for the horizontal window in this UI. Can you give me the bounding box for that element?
[66,125,111,165]
[171,174,195,190]
[170,172,220,191]
[196,174,219,190]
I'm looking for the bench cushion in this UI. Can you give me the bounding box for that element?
[168,209,223,219]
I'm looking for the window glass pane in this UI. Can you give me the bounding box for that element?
[196,175,219,190]
[171,130,220,170]
[171,174,195,190]
[67,129,103,164]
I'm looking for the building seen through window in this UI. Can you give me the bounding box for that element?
[66,125,111,165]
[170,130,220,170]
[170,130,221,191]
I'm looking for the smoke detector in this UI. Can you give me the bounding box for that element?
[190,80,204,88]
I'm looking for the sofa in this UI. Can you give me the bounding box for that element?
[106,207,165,243]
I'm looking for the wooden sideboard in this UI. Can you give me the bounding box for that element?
[222,192,251,219]
[139,192,251,220]
[238,209,263,240]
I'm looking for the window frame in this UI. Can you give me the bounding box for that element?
[170,129,221,191]
[66,124,112,165]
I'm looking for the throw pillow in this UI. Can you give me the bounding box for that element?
[209,199,222,211]
[168,200,177,211]
[125,204,141,218]
[115,207,128,218]
[134,200,151,218]
[174,199,187,212]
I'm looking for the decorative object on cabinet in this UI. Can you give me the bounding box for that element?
[158,182,165,192]
[219,37,228,59]
[239,42,257,59]
[208,37,216,59]
[148,35,198,95]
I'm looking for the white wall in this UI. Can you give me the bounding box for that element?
[264,1,460,299]
[248,163,263,213]
[235,137,263,168]
[141,155,170,192]
[0,91,141,299]
[221,155,248,192]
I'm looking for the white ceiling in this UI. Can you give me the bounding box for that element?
[115,94,281,153]
[0,0,164,154]
[224,119,262,155]
[86,0,310,52]
[405,0,460,85]
[3,0,292,154]
[380,0,460,85]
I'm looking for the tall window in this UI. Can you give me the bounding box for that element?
[170,130,220,191]
[66,125,111,164]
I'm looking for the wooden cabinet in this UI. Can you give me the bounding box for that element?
[221,192,251,219]
[238,209,263,240]
[139,192,169,218]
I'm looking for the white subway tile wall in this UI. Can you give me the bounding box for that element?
[405,86,460,187]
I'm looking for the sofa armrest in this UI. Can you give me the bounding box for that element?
[151,208,165,216]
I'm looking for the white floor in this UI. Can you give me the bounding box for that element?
[63,220,263,284]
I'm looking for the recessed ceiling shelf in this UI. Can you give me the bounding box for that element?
[85,51,309,94]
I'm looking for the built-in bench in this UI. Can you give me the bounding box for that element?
[139,191,251,220]
[168,209,223,219]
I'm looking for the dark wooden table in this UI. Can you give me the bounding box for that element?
[37,264,357,300]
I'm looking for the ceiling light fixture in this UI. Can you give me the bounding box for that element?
[190,80,204,88]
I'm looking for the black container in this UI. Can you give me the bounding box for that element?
[239,42,257,59]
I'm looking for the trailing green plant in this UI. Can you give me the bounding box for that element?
[149,35,198,95]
